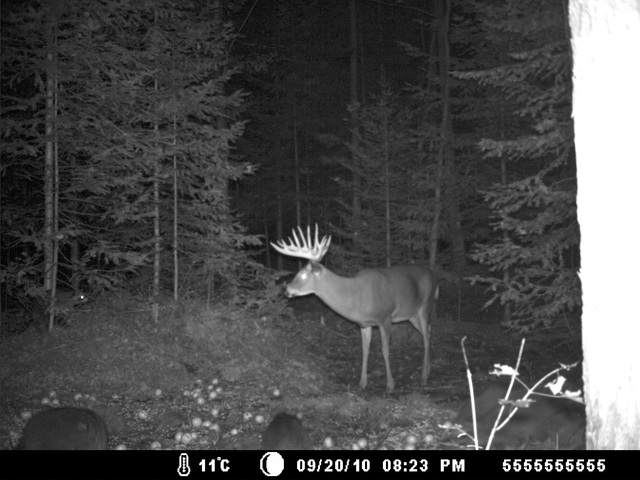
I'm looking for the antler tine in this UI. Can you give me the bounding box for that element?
[294,226,309,250]
[314,223,331,259]
[270,224,331,262]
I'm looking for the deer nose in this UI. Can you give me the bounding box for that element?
[284,289,295,298]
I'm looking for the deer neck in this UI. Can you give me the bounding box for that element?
[313,265,367,320]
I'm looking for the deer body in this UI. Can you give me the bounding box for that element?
[272,226,437,393]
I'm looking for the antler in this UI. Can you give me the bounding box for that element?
[270,224,331,262]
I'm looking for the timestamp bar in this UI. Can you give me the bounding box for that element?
[3,450,631,479]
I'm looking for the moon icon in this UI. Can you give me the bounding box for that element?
[260,452,285,477]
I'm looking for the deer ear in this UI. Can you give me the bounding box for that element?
[309,262,324,276]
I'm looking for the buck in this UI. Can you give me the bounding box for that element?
[271,225,437,393]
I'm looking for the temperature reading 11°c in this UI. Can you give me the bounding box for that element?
[200,457,231,473]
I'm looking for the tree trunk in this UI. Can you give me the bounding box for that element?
[382,94,391,268]
[444,131,465,271]
[429,0,450,269]
[350,0,361,233]
[44,4,60,332]
[292,94,301,228]
[570,0,640,449]
[275,168,284,271]
[152,9,161,321]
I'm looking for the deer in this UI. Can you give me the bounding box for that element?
[271,225,438,393]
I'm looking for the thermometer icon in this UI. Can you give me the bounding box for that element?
[177,453,191,477]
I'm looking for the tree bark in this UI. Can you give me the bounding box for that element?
[44,3,61,332]
[429,0,450,269]
[350,0,361,232]
[570,0,640,449]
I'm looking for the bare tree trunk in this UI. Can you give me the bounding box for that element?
[70,239,80,291]
[151,9,161,323]
[444,148,465,270]
[570,0,640,449]
[292,95,301,228]
[44,4,60,332]
[263,201,271,269]
[44,20,55,298]
[429,0,450,269]
[382,95,391,268]
[275,169,284,271]
[305,134,312,226]
[152,145,160,322]
[349,0,361,232]
[171,118,178,303]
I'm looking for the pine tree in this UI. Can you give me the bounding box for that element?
[459,0,580,330]
[333,87,437,271]
[1,0,262,308]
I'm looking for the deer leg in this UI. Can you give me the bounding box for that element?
[409,307,431,386]
[379,321,395,393]
[360,326,372,389]
[418,305,431,385]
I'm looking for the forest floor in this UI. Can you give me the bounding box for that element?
[0,285,583,451]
